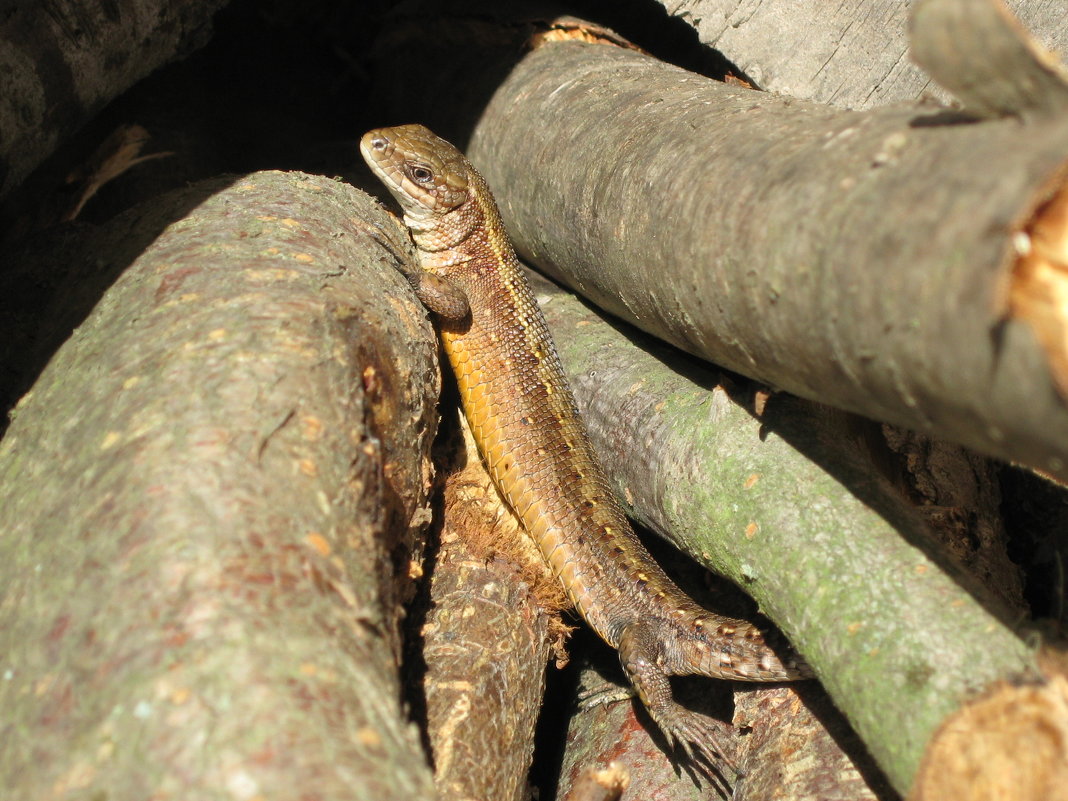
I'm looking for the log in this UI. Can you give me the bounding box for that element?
[527,268,1039,794]
[651,0,1068,109]
[909,665,1068,801]
[423,412,567,801]
[0,0,226,201]
[465,36,1068,480]
[0,171,441,799]
[910,0,1068,119]
[557,658,732,800]
[732,686,892,801]
[556,615,891,798]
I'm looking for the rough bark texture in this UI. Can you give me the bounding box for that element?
[424,413,566,801]
[733,686,891,801]
[0,0,226,200]
[527,269,1038,794]
[0,171,441,800]
[879,427,1025,615]
[557,661,726,801]
[466,40,1068,482]
[2,1,1064,798]
[559,654,894,800]
[656,0,1068,110]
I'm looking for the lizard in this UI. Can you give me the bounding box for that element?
[360,123,813,777]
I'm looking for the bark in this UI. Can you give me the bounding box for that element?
[464,38,1068,482]
[556,544,894,800]
[0,171,441,799]
[557,660,726,801]
[733,686,892,801]
[878,427,1024,616]
[3,179,221,420]
[527,269,1039,794]
[563,636,897,798]
[423,412,567,801]
[654,0,1068,110]
[559,655,892,800]
[910,0,1068,119]
[0,0,226,201]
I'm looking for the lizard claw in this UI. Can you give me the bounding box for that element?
[578,678,737,795]
[618,621,739,788]
[660,710,739,795]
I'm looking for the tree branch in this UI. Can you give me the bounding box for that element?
[424,412,567,801]
[528,269,1039,794]
[466,39,1068,480]
[0,171,441,799]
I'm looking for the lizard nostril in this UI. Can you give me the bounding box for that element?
[370,136,388,151]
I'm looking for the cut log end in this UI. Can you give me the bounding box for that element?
[909,662,1068,801]
[529,17,645,55]
[1010,174,1068,404]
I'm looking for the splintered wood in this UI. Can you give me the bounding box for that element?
[422,413,569,801]
[1012,178,1068,402]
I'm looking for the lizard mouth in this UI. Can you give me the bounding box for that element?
[360,129,446,216]
[359,131,401,187]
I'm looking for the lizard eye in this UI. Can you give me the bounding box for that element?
[407,164,434,184]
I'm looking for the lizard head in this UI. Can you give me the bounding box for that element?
[360,124,483,250]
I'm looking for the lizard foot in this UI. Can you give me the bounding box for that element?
[660,707,739,789]
[618,620,739,791]
[578,677,736,794]
[576,681,635,711]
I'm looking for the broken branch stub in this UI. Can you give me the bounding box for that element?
[910,0,1068,120]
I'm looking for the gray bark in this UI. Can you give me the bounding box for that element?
[657,0,1068,109]
[467,41,1068,481]
[911,0,1068,119]
[0,171,441,800]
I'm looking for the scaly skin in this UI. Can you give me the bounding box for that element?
[361,124,812,776]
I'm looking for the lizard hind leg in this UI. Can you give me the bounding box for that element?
[617,619,739,788]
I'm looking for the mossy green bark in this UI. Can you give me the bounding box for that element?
[530,270,1037,795]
